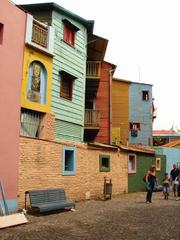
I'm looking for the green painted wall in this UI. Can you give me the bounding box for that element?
[51,11,87,142]
[128,153,166,193]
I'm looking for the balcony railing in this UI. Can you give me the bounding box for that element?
[86,61,101,78]
[32,21,48,48]
[84,109,100,128]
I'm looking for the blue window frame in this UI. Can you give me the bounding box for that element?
[62,146,76,176]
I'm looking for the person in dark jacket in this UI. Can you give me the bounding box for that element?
[145,165,157,203]
[170,164,180,197]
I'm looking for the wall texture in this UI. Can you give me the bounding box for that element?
[19,137,128,208]
[129,83,153,146]
[0,0,26,212]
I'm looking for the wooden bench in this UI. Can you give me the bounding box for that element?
[25,188,75,213]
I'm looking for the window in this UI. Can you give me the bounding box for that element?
[99,155,110,172]
[156,158,161,171]
[63,19,79,46]
[128,154,136,173]
[142,91,149,101]
[130,122,140,130]
[60,71,77,100]
[62,146,76,176]
[0,23,4,44]
[27,61,47,104]
[20,109,43,138]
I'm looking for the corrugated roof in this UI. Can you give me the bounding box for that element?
[162,140,180,147]
[121,144,155,154]
[153,130,180,136]
[88,142,155,154]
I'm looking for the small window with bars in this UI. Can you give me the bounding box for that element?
[20,109,43,138]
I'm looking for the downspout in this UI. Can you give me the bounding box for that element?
[109,69,115,145]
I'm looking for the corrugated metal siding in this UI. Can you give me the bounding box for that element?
[55,119,82,142]
[51,11,87,141]
[129,83,153,146]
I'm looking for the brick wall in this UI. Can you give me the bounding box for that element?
[19,137,128,208]
[39,112,55,140]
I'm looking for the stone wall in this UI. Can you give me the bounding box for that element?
[19,137,128,208]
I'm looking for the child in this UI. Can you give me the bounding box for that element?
[175,172,180,201]
[162,173,171,200]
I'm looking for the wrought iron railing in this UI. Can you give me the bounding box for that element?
[84,109,100,127]
[32,21,48,48]
[86,61,101,78]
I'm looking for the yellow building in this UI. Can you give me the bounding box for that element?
[112,78,130,145]
[21,46,53,113]
[20,14,54,138]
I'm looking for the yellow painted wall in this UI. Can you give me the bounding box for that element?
[21,46,53,112]
[112,79,129,145]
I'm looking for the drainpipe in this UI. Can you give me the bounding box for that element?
[109,69,115,145]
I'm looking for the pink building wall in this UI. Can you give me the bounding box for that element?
[0,0,26,211]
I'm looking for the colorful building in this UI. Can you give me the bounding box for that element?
[84,34,116,144]
[20,13,54,140]
[0,0,26,212]
[129,82,153,146]
[127,145,166,193]
[112,78,130,145]
[20,2,94,142]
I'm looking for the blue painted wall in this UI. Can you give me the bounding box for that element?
[129,82,153,146]
[155,147,180,175]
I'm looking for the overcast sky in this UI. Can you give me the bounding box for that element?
[13,0,180,130]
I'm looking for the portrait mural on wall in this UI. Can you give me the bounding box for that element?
[27,62,42,103]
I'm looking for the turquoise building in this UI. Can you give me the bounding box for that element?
[129,82,153,146]
[21,2,94,142]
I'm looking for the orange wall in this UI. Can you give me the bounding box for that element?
[112,79,129,145]
[94,62,112,144]
[0,0,26,208]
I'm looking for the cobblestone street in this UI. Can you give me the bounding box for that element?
[0,192,180,240]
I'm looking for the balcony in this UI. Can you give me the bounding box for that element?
[86,61,101,79]
[32,22,48,48]
[84,109,100,129]
[25,14,54,55]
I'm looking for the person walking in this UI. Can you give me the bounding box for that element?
[145,165,157,203]
[162,173,171,200]
[170,164,179,197]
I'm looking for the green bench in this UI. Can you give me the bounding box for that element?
[25,188,75,213]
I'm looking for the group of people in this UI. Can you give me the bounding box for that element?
[145,164,180,203]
